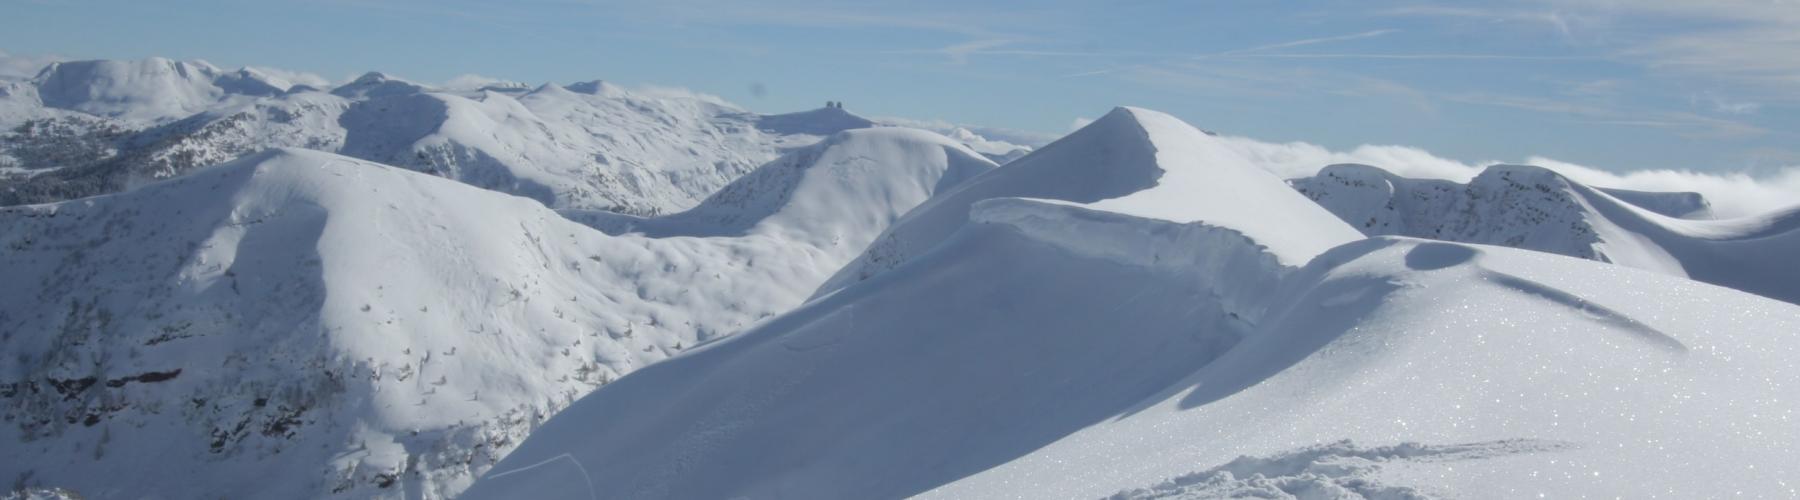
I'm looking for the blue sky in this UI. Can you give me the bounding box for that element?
[3,0,1797,173]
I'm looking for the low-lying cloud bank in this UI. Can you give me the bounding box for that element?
[1220,136,1800,219]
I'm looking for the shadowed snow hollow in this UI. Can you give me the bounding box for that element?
[1293,163,1800,304]
[0,133,989,498]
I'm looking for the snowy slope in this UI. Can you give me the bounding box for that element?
[0,135,987,499]
[819,106,1363,295]
[1293,163,1800,304]
[926,238,1800,499]
[465,173,1800,499]
[1,89,351,204]
[460,106,1372,499]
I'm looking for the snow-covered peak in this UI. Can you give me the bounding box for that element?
[32,58,228,122]
[1076,108,1364,259]
[755,105,875,135]
[819,106,1361,294]
[211,68,291,97]
[330,72,425,98]
[562,80,626,97]
[575,127,996,249]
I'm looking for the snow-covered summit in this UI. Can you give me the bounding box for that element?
[754,105,876,136]
[328,72,426,99]
[561,80,627,97]
[32,58,235,122]
[575,127,995,242]
[210,68,292,97]
[820,106,1362,294]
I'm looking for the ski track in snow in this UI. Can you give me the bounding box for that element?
[1108,439,1580,500]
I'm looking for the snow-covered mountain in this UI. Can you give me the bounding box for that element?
[33,58,257,122]
[0,127,991,498]
[1,57,1024,215]
[6,54,1796,500]
[1293,163,1800,304]
[464,108,1800,500]
[819,106,1361,297]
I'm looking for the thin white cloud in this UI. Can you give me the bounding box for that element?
[1225,29,1398,54]
[875,115,1061,147]
[1382,5,1583,37]
[897,39,1019,65]
[886,39,1143,64]
[1216,53,1595,61]
[1444,92,1766,139]
[246,66,334,88]
[443,73,525,90]
[946,39,1014,64]
[603,0,1027,38]
[1060,66,1132,79]
[1396,1,1800,96]
[1694,91,1762,115]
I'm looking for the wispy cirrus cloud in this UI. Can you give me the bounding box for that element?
[1392,0,1800,98]
[1382,5,1587,37]
[1222,29,1398,54]
[579,0,1036,38]
[1443,91,1767,139]
[1211,53,1595,61]
[1694,91,1762,116]
[885,39,1131,64]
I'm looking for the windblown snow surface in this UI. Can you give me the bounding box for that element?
[466,108,1800,500]
[1293,163,1800,304]
[0,127,992,498]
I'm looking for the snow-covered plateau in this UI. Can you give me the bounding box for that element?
[2,57,1797,500]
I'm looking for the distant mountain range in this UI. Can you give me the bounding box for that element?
[0,57,1030,214]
